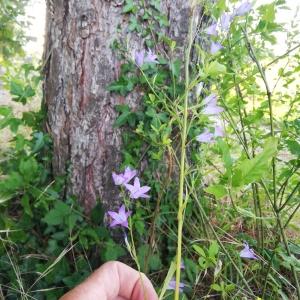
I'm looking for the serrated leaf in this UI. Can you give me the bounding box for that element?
[19,157,38,180]
[102,239,126,261]
[114,111,132,127]
[42,202,71,226]
[232,137,278,187]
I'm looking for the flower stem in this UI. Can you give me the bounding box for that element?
[174,4,195,300]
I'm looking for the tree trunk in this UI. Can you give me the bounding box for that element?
[43,0,204,212]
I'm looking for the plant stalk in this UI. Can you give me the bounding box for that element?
[174,4,195,299]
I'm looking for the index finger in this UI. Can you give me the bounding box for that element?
[60,261,158,300]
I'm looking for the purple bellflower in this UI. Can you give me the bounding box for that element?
[167,278,185,292]
[214,125,225,138]
[135,49,158,66]
[203,93,218,106]
[124,177,151,199]
[210,41,224,55]
[135,51,145,67]
[235,1,252,17]
[205,23,218,36]
[112,167,137,186]
[220,13,232,32]
[203,104,224,115]
[107,205,132,228]
[145,49,158,64]
[196,129,214,143]
[202,93,224,115]
[240,242,258,260]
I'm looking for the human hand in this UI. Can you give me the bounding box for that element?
[60,261,158,300]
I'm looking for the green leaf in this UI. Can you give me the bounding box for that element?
[8,118,22,133]
[193,245,206,257]
[206,61,227,78]
[10,80,23,97]
[134,219,145,235]
[19,157,38,180]
[114,110,132,127]
[211,283,222,292]
[21,194,33,217]
[260,3,275,23]
[158,261,176,300]
[101,239,126,261]
[170,59,181,78]
[0,172,23,192]
[90,203,105,225]
[107,77,135,96]
[225,283,236,292]
[232,137,278,187]
[216,0,226,11]
[217,139,233,172]
[42,202,71,226]
[149,254,162,271]
[286,140,300,156]
[0,106,12,117]
[208,241,219,258]
[122,0,137,13]
[205,185,227,199]
[115,104,130,113]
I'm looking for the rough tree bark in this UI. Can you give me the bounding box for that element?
[43,0,205,212]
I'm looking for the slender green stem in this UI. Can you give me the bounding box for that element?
[279,181,300,212]
[174,5,195,299]
[128,221,149,300]
[284,201,300,229]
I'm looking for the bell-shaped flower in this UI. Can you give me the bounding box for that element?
[196,129,214,143]
[144,49,158,64]
[167,278,185,292]
[210,41,224,55]
[235,1,252,16]
[124,177,151,199]
[135,50,145,66]
[202,93,224,115]
[220,13,232,32]
[107,205,132,228]
[112,167,137,186]
[240,242,258,260]
[203,93,217,106]
[214,125,225,138]
[205,23,218,36]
